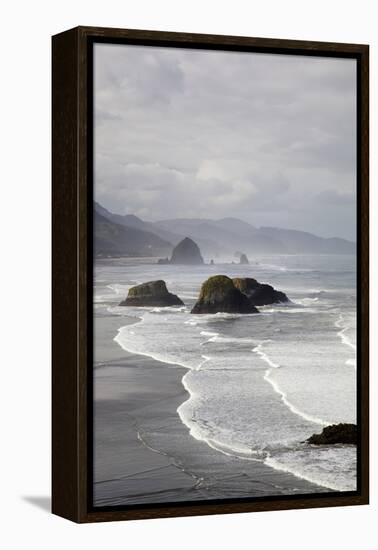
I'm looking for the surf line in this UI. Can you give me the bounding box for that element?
[252,342,329,427]
[335,313,356,351]
[334,313,357,370]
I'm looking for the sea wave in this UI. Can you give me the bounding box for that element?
[200,331,255,345]
[150,306,188,313]
[265,445,357,491]
[253,343,330,426]
[294,297,319,306]
[334,313,357,369]
[335,313,356,351]
[261,307,318,314]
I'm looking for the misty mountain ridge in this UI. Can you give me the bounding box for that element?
[94,209,172,258]
[94,202,355,258]
[95,202,181,245]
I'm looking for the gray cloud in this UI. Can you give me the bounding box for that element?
[94,44,356,241]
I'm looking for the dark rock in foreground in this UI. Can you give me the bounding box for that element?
[233,277,289,306]
[170,237,204,265]
[120,280,184,307]
[239,253,249,265]
[191,275,259,314]
[307,423,357,445]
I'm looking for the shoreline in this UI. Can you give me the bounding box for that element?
[94,312,328,506]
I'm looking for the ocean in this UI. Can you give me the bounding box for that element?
[94,254,357,495]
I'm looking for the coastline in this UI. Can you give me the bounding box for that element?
[94,313,328,507]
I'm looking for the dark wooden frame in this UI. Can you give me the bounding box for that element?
[52,26,369,523]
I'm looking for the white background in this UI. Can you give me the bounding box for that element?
[0,0,375,548]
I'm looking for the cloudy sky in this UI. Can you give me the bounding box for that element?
[94,44,356,240]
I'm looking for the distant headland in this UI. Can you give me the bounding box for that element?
[94,202,356,259]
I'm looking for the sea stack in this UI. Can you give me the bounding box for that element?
[307,423,357,445]
[239,253,249,265]
[233,277,289,306]
[119,280,184,307]
[170,237,204,265]
[191,275,259,314]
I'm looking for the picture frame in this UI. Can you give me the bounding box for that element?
[52,26,369,523]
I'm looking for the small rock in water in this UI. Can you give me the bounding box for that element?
[119,280,184,307]
[239,253,249,265]
[170,237,204,265]
[233,277,289,306]
[307,423,357,445]
[191,275,259,314]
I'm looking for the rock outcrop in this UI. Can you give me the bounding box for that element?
[119,280,184,307]
[233,277,289,306]
[191,275,259,314]
[307,423,357,445]
[239,253,249,265]
[170,237,204,265]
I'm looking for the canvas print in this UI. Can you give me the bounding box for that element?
[93,43,357,508]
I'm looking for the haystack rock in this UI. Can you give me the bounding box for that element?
[191,275,259,314]
[233,277,289,306]
[170,237,204,265]
[239,253,249,265]
[307,423,357,445]
[119,280,184,307]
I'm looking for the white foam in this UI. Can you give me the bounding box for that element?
[265,446,357,492]
[295,297,319,306]
[201,331,255,344]
[252,342,280,369]
[178,372,263,461]
[151,306,187,313]
[114,313,211,371]
[259,264,288,272]
[261,307,318,314]
[335,313,356,370]
[200,331,219,337]
[211,336,255,344]
[253,343,330,426]
[264,455,340,490]
[114,317,182,368]
[107,283,133,295]
[335,314,356,351]
[94,295,111,304]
